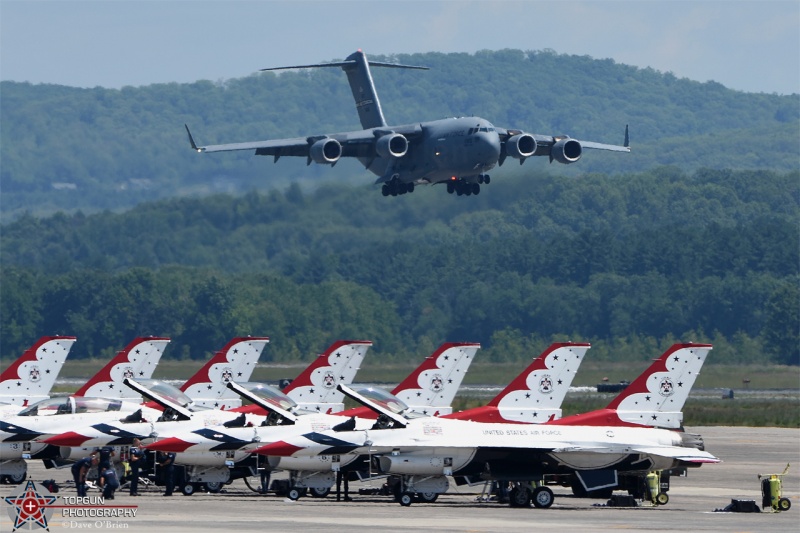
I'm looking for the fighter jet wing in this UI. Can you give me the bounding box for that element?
[629,445,721,463]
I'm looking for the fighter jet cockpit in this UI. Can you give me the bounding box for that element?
[236,382,298,411]
[16,396,124,417]
[134,379,194,408]
[354,387,426,429]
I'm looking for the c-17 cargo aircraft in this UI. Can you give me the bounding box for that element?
[185,50,629,197]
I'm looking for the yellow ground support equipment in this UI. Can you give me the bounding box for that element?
[759,463,791,512]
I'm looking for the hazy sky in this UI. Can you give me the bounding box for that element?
[1,1,798,94]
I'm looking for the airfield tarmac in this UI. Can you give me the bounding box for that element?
[2,426,798,533]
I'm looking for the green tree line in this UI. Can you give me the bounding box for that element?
[2,167,797,365]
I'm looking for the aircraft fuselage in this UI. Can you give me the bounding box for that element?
[361,117,500,185]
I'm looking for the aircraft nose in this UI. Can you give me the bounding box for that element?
[142,437,196,453]
[252,440,305,457]
[41,431,89,447]
[478,132,501,164]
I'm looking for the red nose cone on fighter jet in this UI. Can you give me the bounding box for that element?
[42,431,90,447]
[251,440,305,457]
[142,437,195,453]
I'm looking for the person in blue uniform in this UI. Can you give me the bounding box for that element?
[96,446,115,470]
[99,465,119,499]
[128,438,145,496]
[71,455,98,497]
[157,450,176,496]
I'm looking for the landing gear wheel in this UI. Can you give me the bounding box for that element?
[415,492,438,503]
[205,481,223,494]
[509,487,531,508]
[655,492,669,505]
[407,182,415,193]
[382,184,390,197]
[8,471,26,484]
[532,486,554,509]
[778,497,791,511]
[310,487,330,498]
[181,483,196,496]
[472,183,480,195]
[484,175,491,184]
[447,182,455,194]
[287,488,302,501]
[399,492,413,507]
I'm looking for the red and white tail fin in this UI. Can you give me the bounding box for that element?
[181,336,269,409]
[284,340,372,413]
[74,337,170,401]
[551,342,712,428]
[0,336,77,406]
[446,342,589,423]
[392,342,480,416]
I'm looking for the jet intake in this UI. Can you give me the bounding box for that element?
[505,133,537,159]
[309,138,342,164]
[375,133,408,158]
[551,138,582,164]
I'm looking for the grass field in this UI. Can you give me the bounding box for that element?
[48,359,800,427]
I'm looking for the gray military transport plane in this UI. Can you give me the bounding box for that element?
[186,49,630,197]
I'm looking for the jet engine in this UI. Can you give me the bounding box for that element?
[505,133,537,159]
[309,138,342,164]
[375,133,408,159]
[551,138,582,164]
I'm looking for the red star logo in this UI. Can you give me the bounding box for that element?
[4,480,56,531]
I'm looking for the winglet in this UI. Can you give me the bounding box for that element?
[185,124,202,152]
[623,125,630,148]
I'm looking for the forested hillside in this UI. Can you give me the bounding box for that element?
[2,167,797,366]
[2,49,798,220]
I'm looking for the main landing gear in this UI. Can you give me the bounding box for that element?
[446,174,490,196]
[381,177,415,197]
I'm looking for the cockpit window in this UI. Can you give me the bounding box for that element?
[135,379,193,407]
[17,397,72,416]
[355,387,410,415]
[239,382,298,411]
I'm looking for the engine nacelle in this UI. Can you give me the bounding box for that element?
[551,138,582,164]
[505,133,537,159]
[375,133,408,159]
[309,138,342,164]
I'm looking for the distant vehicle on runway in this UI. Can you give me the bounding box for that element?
[186,50,629,197]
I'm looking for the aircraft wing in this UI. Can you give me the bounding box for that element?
[574,139,631,153]
[628,445,721,463]
[185,124,423,159]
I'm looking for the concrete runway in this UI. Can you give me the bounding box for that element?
[2,426,798,533]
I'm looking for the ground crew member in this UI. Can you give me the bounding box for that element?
[336,470,351,502]
[71,455,98,497]
[99,465,120,499]
[96,445,115,470]
[157,450,176,496]
[128,438,144,496]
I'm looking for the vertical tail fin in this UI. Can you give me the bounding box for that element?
[261,50,427,130]
[447,342,589,423]
[392,342,480,416]
[283,340,372,413]
[180,336,270,409]
[341,50,388,129]
[74,337,170,400]
[0,336,77,406]
[552,343,712,428]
